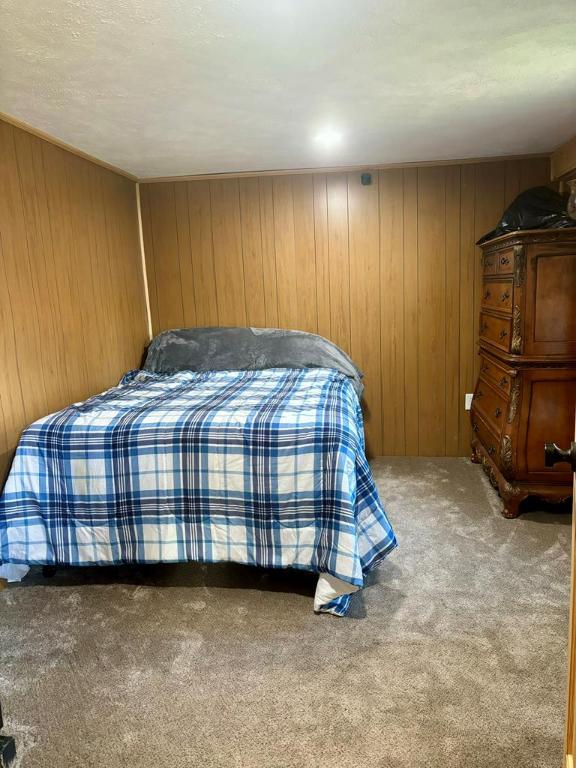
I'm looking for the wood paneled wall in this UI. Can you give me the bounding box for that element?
[140,157,550,457]
[0,119,149,481]
[552,134,576,181]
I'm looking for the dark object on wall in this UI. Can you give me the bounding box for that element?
[470,228,576,517]
[476,186,573,245]
[0,702,16,767]
[361,173,372,186]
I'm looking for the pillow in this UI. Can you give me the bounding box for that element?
[143,327,364,397]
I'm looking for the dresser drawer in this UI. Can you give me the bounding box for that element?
[473,377,508,434]
[479,312,512,352]
[478,355,513,396]
[482,252,498,275]
[471,409,500,462]
[481,280,513,314]
[496,247,515,275]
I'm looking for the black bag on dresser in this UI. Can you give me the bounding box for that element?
[476,186,573,245]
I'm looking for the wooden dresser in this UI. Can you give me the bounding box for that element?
[471,228,576,517]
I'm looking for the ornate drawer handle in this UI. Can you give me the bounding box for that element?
[483,289,491,300]
[500,256,510,266]
[480,323,488,334]
[482,363,490,373]
[472,422,479,432]
[500,291,510,301]
[487,446,495,456]
[485,258,493,268]
[494,407,502,418]
[475,390,484,400]
[499,376,508,388]
[499,329,508,339]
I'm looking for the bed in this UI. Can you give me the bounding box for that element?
[0,328,397,615]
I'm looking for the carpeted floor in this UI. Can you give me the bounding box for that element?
[0,458,571,768]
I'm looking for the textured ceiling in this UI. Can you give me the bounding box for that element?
[1,0,575,178]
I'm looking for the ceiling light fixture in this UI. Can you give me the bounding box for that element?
[314,128,343,151]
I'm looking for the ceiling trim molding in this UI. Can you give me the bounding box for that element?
[139,152,551,184]
[0,111,138,181]
[551,135,576,181]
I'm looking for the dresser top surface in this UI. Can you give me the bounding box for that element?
[480,227,576,250]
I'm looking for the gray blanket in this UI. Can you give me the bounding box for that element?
[143,327,364,397]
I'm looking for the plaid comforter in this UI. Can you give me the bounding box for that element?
[0,367,397,615]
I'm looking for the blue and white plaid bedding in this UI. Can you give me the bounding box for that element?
[0,367,397,615]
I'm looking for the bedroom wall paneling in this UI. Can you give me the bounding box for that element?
[0,118,149,482]
[551,134,576,181]
[140,156,551,458]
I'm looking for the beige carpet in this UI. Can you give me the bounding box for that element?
[0,458,571,768]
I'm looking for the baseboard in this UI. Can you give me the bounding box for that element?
[566,754,573,768]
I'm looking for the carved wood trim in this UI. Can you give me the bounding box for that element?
[513,244,526,287]
[511,305,522,353]
[500,434,514,478]
[501,480,523,498]
[479,454,499,489]
[507,378,521,423]
[481,230,576,255]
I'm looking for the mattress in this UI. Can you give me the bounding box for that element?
[0,367,397,615]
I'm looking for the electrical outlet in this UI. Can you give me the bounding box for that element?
[464,393,474,411]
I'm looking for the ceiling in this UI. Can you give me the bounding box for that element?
[1,0,575,179]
